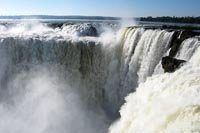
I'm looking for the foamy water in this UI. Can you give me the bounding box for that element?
[0,20,199,133]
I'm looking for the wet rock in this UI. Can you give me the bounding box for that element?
[162,56,186,73]
[47,23,64,28]
[169,30,200,57]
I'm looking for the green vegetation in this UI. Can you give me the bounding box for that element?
[140,16,200,24]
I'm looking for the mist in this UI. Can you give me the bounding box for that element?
[0,64,110,133]
[0,21,113,132]
[119,18,138,28]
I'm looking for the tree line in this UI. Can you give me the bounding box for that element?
[140,16,200,24]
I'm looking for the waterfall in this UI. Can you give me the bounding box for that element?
[0,21,196,133]
[109,36,200,133]
[0,22,112,133]
[116,28,173,106]
[175,37,200,61]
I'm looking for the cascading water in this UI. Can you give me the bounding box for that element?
[0,22,111,133]
[109,35,200,133]
[175,37,200,61]
[115,28,173,108]
[0,20,198,133]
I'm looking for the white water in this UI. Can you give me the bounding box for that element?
[0,21,194,133]
[0,22,111,133]
[117,28,173,103]
[0,68,109,133]
[175,37,200,61]
[109,36,200,133]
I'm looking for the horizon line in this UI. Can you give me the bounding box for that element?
[0,15,199,18]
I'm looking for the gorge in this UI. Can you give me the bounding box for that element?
[0,21,199,133]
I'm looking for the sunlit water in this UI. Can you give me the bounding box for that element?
[0,19,199,133]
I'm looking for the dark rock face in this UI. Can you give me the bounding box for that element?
[47,23,64,28]
[169,31,182,57]
[169,30,200,57]
[162,56,186,73]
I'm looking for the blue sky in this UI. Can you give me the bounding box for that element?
[0,0,199,17]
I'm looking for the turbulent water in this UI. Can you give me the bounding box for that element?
[109,35,200,132]
[0,20,199,133]
[109,66,200,133]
